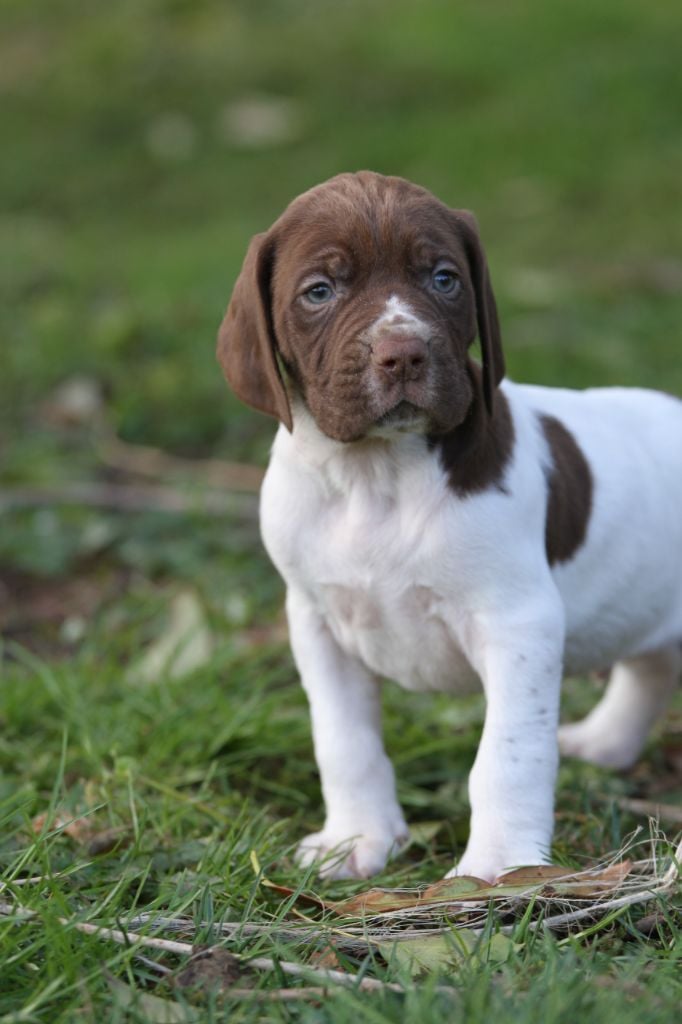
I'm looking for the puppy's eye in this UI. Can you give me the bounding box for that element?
[431,268,460,295]
[303,281,335,305]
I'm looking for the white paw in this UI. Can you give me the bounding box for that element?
[446,847,551,884]
[558,721,638,770]
[295,822,408,880]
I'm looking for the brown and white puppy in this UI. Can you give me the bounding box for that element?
[218,172,682,882]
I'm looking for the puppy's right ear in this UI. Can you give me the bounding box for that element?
[217,231,293,431]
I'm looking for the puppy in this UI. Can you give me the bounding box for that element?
[217,171,682,882]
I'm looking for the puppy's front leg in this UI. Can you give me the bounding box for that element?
[450,604,565,882]
[287,588,408,880]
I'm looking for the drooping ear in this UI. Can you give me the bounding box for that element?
[216,230,293,430]
[454,210,505,415]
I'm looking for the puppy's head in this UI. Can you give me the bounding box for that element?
[217,172,504,442]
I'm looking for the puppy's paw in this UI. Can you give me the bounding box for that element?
[295,823,408,880]
[558,721,638,770]
[446,847,551,884]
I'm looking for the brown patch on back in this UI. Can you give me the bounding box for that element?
[540,415,593,565]
[428,364,514,496]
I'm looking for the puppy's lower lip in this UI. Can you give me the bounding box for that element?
[375,400,422,427]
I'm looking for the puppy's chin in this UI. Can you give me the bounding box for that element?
[307,398,430,443]
[367,401,429,438]
[301,395,473,444]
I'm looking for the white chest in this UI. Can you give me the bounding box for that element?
[317,578,479,693]
[261,434,481,694]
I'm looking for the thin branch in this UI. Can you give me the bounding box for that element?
[213,986,365,1001]
[96,433,265,494]
[610,797,682,825]
[0,904,404,994]
[0,483,257,519]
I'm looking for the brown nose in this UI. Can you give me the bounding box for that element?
[371,334,428,381]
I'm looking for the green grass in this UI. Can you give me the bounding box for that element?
[1,0,681,1019]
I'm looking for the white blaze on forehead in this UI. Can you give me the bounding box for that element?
[367,295,431,340]
[382,295,421,325]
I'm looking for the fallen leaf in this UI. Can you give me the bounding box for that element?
[484,932,522,963]
[329,875,488,916]
[635,910,668,936]
[421,875,492,901]
[175,948,245,993]
[263,861,633,924]
[309,943,343,971]
[408,821,444,845]
[31,807,129,855]
[31,811,91,842]
[379,931,520,977]
[128,589,214,684]
[41,375,103,428]
[326,863,632,917]
[86,827,130,856]
[496,861,632,897]
[260,879,326,908]
[108,977,198,1022]
[379,934,459,977]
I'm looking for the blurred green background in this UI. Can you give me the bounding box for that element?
[1,0,681,636]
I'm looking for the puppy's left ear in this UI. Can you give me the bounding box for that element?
[217,230,293,431]
[455,210,505,415]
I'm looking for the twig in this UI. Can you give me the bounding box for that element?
[0,483,257,519]
[133,953,174,976]
[611,797,682,825]
[96,433,265,494]
[211,986,358,1001]
[0,869,78,890]
[0,904,404,994]
[128,912,329,943]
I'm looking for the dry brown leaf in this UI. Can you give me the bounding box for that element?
[546,860,632,897]
[86,827,130,856]
[635,910,668,936]
[309,943,343,971]
[262,860,633,923]
[175,947,245,994]
[31,809,129,856]
[31,811,91,842]
[492,861,632,898]
[327,862,632,917]
[260,879,326,907]
[332,875,488,916]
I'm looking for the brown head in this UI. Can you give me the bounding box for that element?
[217,171,505,442]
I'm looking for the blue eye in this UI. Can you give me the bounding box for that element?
[432,268,459,294]
[304,281,335,304]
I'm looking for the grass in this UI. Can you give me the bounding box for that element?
[1,0,681,1019]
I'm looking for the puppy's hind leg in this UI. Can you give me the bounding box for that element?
[559,645,681,770]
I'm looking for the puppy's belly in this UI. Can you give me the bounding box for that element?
[321,583,480,694]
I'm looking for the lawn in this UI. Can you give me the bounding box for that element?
[1,0,681,1020]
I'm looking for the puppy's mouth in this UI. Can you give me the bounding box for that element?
[371,400,427,434]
